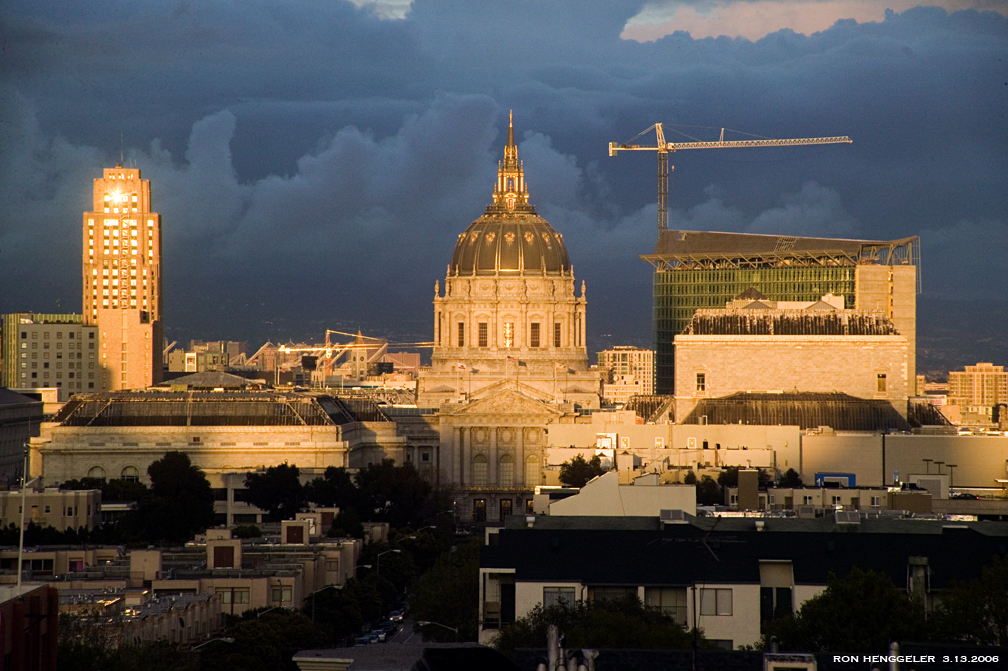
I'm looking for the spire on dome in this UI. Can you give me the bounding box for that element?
[490,111,533,213]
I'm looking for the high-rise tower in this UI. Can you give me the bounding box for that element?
[82,165,163,390]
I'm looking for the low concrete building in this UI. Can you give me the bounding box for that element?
[539,471,696,517]
[0,487,101,530]
[0,387,43,486]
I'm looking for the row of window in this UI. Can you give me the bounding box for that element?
[86,466,140,481]
[470,454,539,488]
[693,373,888,393]
[452,321,565,348]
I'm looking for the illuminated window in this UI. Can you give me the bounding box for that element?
[877,374,887,392]
[478,322,488,347]
[530,323,540,348]
[503,322,514,348]
[696,373,706,392]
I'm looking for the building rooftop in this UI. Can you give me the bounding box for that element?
[679,392,912,431]
[52,391,390,427]
[682,310,900,336]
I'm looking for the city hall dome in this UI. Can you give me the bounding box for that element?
[449,113,571,276]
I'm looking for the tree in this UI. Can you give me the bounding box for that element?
[763,567,929,652]
[683,470,697,485]
[778,468,803,487]
[932,555,1008,645]
[244,463,305,521]
[558,454,606,488]
[142,452,215,544]
[696,475,722,505]
[410,540,481,642]
[304,467,358,510]
[198,610,328,671]
[493,595,698,656]
[354,459,432,528]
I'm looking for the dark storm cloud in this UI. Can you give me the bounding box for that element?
[1,1,1006,353]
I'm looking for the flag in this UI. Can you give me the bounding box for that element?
[518,360,527,368]
[457,363,467,371]
[507,356,516,364]
[555,362,565,370]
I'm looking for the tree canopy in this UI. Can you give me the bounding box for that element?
[764,568,929,652]
[141,452,216,543]
[410,540,481,642]
[558,454,606,488]
[493,595,699,656]
[244,463,305,521]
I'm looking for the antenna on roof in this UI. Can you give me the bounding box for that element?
[120,131,124,165]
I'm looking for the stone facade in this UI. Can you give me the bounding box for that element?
[674,334,908,420]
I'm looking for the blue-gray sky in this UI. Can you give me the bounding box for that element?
[1,1,1006,372]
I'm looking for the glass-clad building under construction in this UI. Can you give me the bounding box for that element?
[641,231,920,395]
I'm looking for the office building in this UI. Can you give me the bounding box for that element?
[642,231,919,395]
[1,313,98,400]
[598,346,655,404]
[83,165,163,391]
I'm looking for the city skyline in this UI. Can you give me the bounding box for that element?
[1,2,1006,373]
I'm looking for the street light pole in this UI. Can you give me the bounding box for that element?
[309,584,340,623]
[376,549,400,576]
[17,445,39,596]
[415,620,459,641]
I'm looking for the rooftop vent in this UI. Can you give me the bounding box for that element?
[660,509,687,524]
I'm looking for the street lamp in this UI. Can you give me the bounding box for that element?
[17,445,41,595]
[376,549,400,576]
[256,606,285,618]
[309,585,341,623]
[415,620,458,641]
[192,637,235,650]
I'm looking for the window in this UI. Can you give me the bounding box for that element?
[696,373,706,392]
[478,322,488,347]
[472,455,488,487]
[530,322,540,348]
[457,322,465,347]
[645,587,688,625]
[525,456,540,486]
[877,373,887,392]
[498,455,514,487]
[871,496,881,507]
[803,496,813,505]
[543,587,575,608]
[44,505,50,514]
[87,466,106,480]
[499,498,512,520]
[502,322,514,348]
[271,587,293,603]
[831,495,841,505]
[700,588,732,616]
[121,466,140,482]
[473,498,486,522]
[554,323,561,348]
[326,560,340,571]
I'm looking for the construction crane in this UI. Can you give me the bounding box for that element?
[609,124,852,238]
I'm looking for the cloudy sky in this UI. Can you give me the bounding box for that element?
[1,1,1006,372]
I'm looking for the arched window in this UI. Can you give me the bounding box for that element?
[121,466,140,482]
[498,455,514,487]
[472,454,488,487]
[87,466,106,481]
[525,456,540,486]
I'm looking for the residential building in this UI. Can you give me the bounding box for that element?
[83,164,163,391]
[419,114,599,408]
[598,346,654,404]
[537,470,696,517]
[0,487,101,530]
[1,313,99,400]
[948,362,1008,416]
[0,584,58,669]
[641,231,918,395]
[478,514,1008,647]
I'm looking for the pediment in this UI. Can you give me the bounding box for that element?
[450,385,558,418]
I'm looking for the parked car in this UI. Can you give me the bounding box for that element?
[389,610,403,622]
[951,492,980,500]
[354,636,371,646]
[371,629,386,643]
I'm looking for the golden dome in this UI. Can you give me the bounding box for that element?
[449,113,571,276]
